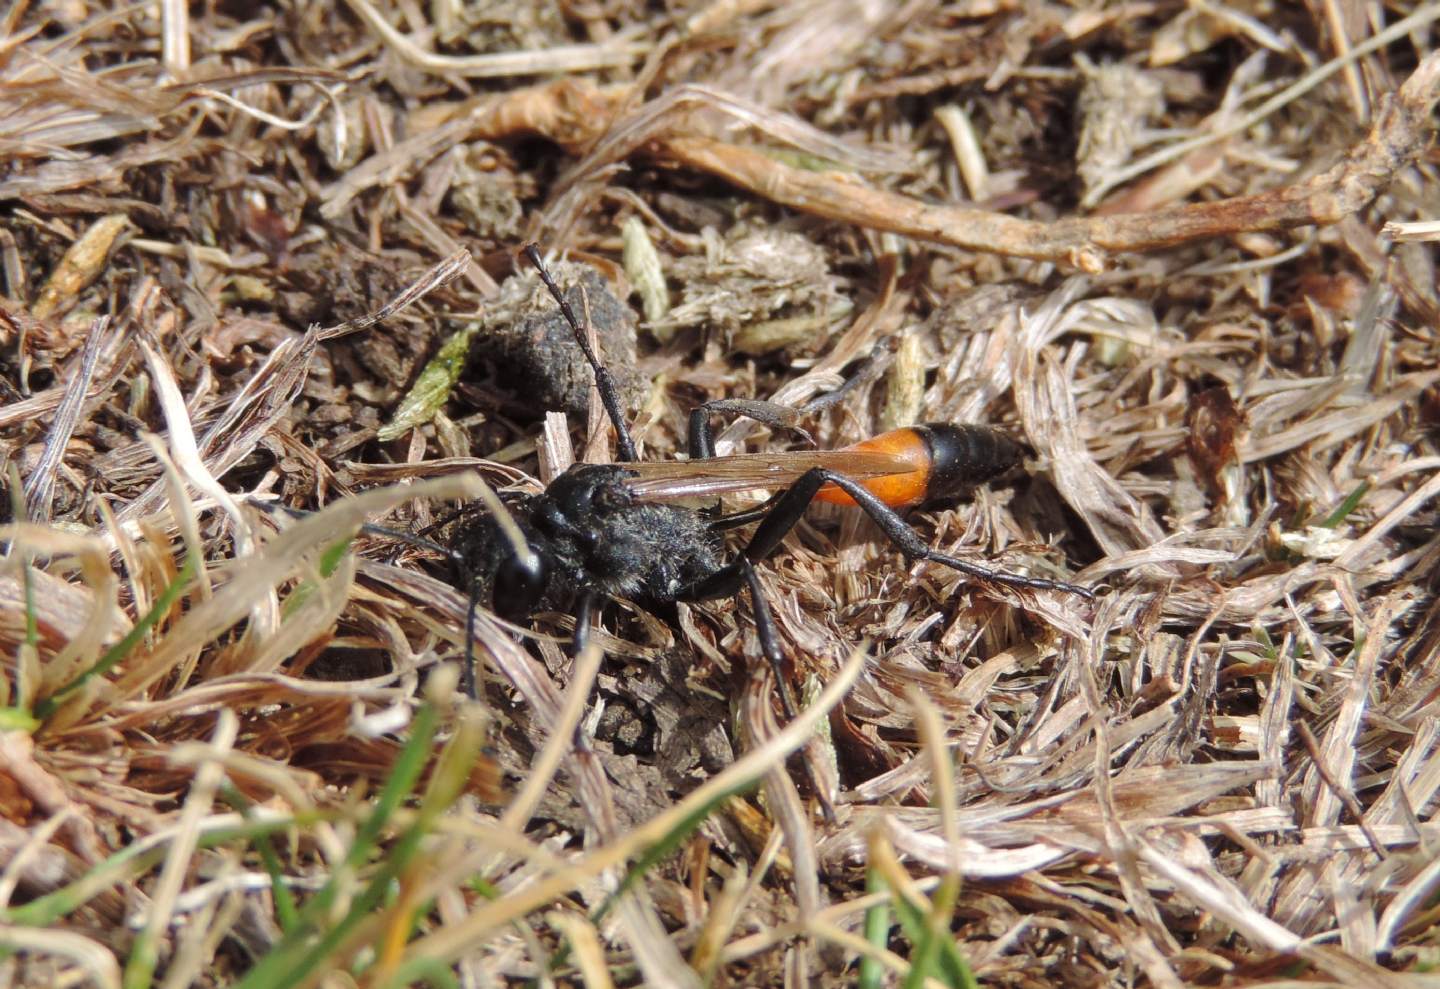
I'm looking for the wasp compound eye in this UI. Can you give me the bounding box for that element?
[493,551,549,621]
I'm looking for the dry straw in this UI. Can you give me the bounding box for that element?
[2,2,1439,987]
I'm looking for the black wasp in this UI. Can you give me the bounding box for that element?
[451,244,1092,716]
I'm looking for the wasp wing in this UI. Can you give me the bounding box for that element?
[624,449,916,501]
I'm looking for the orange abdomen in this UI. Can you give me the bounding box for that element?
[815,424,1027,508]
[814,427,932,507]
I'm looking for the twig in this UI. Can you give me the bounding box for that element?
[317,249,470,341]
[351,52,1440,269]
[658,49,1440,269]
[1295,720,1389,861]
[342,0,648,78]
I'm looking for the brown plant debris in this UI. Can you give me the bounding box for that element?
[468,257,642,416]
[2,2,1440,987]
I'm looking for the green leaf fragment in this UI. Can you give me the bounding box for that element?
[1320,482,1368,528]
[379,326,478,441]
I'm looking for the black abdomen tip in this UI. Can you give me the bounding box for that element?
[919,423,1028,501]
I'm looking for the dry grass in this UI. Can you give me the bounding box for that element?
[2,2,1440,987]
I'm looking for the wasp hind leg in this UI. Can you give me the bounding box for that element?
[682,467,1093,602]
[686,399,814,458]
[685,365,880,458]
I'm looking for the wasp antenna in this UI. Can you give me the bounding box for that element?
[244,495,465,565]
[521,243,639,462]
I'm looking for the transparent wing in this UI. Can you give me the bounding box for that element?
[623,449,916,501]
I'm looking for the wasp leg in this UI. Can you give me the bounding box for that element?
[707,493,783,531]
[462,585,597,707]
[736,557,799,721]
[687,399,813,458]
[686,361,886,457]
[684,468,1093,600]
[571,590,598,655]
[740,556,838,823]
[463,577,482,700]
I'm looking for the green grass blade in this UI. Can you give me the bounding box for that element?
[1321,482,1369,528]
[234,704,442,989]
[594,783,759,927]
[221,784,301,933]
[34,554,198,721]
[1,815,310,927]
[858,869,891,989]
